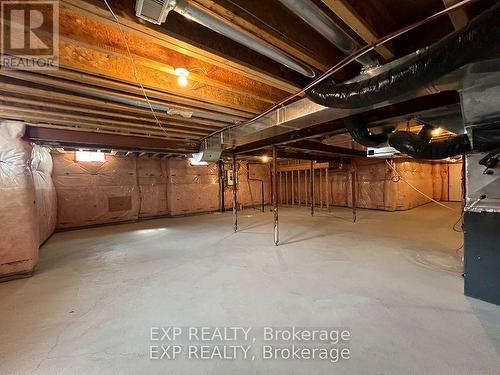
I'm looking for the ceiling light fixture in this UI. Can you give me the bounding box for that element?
[177,76,188,87]
[174,66,190,87]
[431,127,442,137]
[174,67,189,77]
[261,155,270,163]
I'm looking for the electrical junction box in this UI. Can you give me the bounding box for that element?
[226,169,234,186]
[367,146,400,158]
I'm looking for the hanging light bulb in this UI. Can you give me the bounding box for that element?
[177,75,188,87]
[431,127,441,137]
[174,66,190,87]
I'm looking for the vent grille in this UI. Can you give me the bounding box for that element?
[135,0,174,24]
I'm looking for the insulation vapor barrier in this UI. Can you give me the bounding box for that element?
[32,145,57,244]
[278,159,456,211]
[223,162,270,211]
[137,157,169,218]
[167,158,220,216]
[331,159,453,211]
[0,121,39,279]
[52,153,140,228]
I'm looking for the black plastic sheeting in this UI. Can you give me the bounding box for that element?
[306,2,500,109]
[388,132,471,160]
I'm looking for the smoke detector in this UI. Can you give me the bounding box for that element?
[135,0,176,25]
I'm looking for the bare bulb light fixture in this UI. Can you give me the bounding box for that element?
[175,66,190,87]
[431,127,442,137]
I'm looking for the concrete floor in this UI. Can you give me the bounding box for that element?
[0,203,499,374]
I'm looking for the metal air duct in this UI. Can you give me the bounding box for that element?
[135,0,316,78]
[276,0,378,67]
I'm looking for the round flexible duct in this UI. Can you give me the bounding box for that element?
[344,115,387,147]
[388,131,471,160]
[305,2,500,109]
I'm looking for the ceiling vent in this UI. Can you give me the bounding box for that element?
[135,0,176,25]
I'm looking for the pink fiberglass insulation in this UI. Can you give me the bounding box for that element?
[167,158,220,215]
[223,162,270,210]
[329,159,457,211]
[31,145,57,244]
[167,159,270,216]
[137,157,168,218]
[0,121,38,280]
[52,152,140,229]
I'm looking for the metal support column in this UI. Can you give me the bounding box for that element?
[351,168,357,223]
[319,169,323,209]
[272,146,279,246]
[218,159,225,212]
[291,170,295,206]
[305,168,308,206]
[298,170,302,206]
[232,153,238,232]
[326,167,329,211]
[310,161,315,216]
[280,173,283,205]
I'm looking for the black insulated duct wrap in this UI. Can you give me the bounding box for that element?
[305,2,500,109]
[344,115,388,147]
[388,131,472,160]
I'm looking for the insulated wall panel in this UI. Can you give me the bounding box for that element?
[0,121,38,279]
[224,162,270,210]
[137,157,168,218]
[167,159,219,216]
[52,152,140,228]
[31,145,57,244]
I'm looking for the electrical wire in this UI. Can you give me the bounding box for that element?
[452,211,465,232]
[385,159,457,211]
[102,0,168,135]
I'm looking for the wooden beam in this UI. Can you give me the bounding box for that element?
[0,105,210,137]
[243,148,348,161]
[1,97,222,133]
[61,0,299,94]
[442,0,469,30]
[28,35,269,113]
[25,126,199,153]
[56,6,289,102]
[287,140,365,156]
[233,92,460,153]
[192,0,327,71]
[320,0,395,60]
[0,80,241,125]
[0,69,253,120]
[0,111,203,140]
